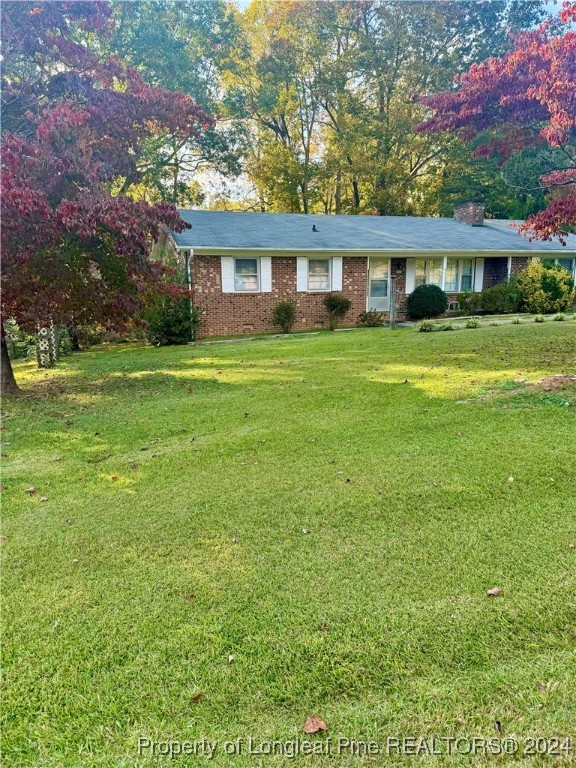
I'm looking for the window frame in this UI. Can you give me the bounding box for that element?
[233,257,260,293]
[307,258,332,292]
[445,258,474,293]
[554,257,576,277]
[415,258,443,289]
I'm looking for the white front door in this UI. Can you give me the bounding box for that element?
[367,258,390,311]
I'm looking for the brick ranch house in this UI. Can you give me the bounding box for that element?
[163,202,576,338]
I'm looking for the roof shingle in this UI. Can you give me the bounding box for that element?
[172,210,575,253]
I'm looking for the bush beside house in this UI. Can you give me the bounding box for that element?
[407,285,448,319]
[455,263,574,317]
[323,293,352,330]
[516,261,574,314]
[272,299,297,333]
[143,297,199,346]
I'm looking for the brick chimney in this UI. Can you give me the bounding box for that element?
[453,201,485,226]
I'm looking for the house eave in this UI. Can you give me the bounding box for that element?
[175,246,570,258]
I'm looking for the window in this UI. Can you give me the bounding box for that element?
[370,261,388,298]
[556,258,575,276]
[234,258,259,291]
[415,259,442,287]
[444,260,458,292]
[460,259,473,291]
[445,258,474,292]
[308,259,331,291]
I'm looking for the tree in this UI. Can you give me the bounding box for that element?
[1,1,211,391]
[106,0,245,204]
[419,1,576,242]
[227,0,545,215]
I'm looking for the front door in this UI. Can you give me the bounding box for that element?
[367,258,390,311]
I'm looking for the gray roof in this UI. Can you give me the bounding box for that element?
[172,210,575,253]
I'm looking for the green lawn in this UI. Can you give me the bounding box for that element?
[2,323,576,767]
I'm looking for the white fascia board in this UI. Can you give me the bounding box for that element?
[180,247,571,258]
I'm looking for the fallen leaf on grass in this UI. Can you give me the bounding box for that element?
[129,462,138,470]
[192,692,204,702]
[536,682,547,692]
[303,716,327,735]
[111,476,119,481]
[0,535,7,541]
[186,593,195,601]
[228,655,235,663]
[487,586,502,596]
[494,721,502,734]
[507,476,514,484]
[39,496,48,502]
[25,487,37,495]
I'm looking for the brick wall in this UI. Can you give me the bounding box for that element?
[482,257,508,288]
[193,255,369,338]
[510,256,530,277]
[482,256,530,289]
[191,254,534,337]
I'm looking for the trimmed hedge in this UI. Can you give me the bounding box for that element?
[407,284,448,320]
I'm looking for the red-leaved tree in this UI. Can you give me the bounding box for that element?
[418,1,576,243]
[1,1,212,393]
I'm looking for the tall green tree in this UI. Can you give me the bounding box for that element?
[227,0,546,215]
[106,0,244,204]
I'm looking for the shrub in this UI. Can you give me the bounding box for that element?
[554,313,566,321]
[407,284,448,320]
[417,320,435,332]
[70,324,107,349]
[465,318,480,328]
[359,310,386,327]
[438,322,457,331]
[458,291,483,315]
[516,261,574,314]
[323,293,352,330]
[534,314,545,323]
[480,281,520,314]
[272,299,297,333]
[144,296,200,346]
[3,320,35,360]
[512,317,521,324]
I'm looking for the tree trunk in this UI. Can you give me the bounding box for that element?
[352,178,360,209]
[1,319,20,395]
[335,170,342,214]
[69,327,81,351]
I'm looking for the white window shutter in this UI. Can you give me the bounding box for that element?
[260,256,272,292]
[331,256,343,291]
[221,256,235,293]
[405,259,416,294]
[297,256,308,291]
[474,258,484,292]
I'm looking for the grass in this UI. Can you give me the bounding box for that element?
[2,322,576,767]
